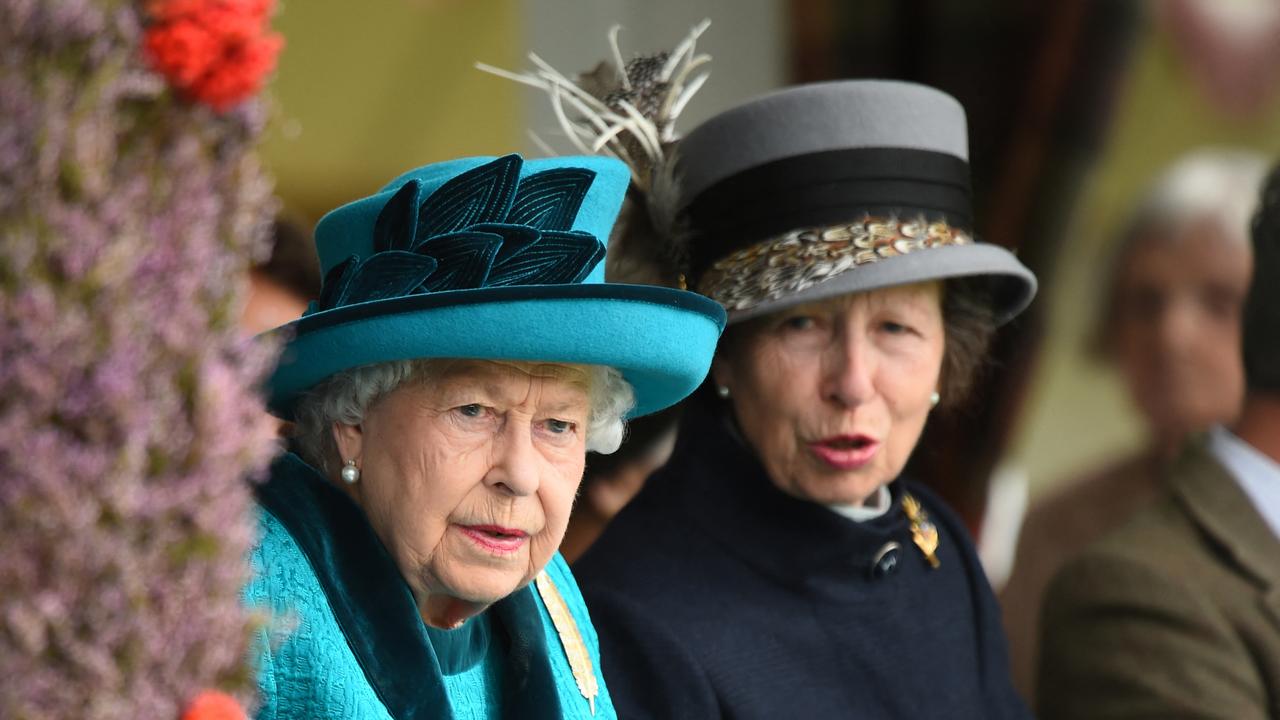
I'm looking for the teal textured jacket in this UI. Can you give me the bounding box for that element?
[242,453,614,720]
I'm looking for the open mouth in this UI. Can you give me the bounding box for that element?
[822,436,875,450]
[808,434,880,469]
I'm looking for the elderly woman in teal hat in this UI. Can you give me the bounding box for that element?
[242,153,725,719]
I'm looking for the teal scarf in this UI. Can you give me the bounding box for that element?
[255,453,564,720]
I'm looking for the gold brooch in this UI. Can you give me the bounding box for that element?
[535,571,599,715]
[902,494,941,568]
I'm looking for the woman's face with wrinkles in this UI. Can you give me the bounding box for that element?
[714,282,946,506]
[333,360,590,627]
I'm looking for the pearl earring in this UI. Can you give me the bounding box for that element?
[716,385,731,399]
[929,391,941,408]
[341,459,361,484]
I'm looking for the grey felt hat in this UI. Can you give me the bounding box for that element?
[673,79,1037,324]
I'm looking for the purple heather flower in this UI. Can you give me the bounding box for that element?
[0,1,280,716]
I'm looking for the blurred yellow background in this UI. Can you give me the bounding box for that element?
[262,0,522,222]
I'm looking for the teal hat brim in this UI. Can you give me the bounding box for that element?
[265,284,727,420]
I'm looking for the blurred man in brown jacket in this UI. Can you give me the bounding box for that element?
[1037,163,1280,719]
[1001,150,1265,703]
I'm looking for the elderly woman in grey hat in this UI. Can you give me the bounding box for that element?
[571,80,1037,718]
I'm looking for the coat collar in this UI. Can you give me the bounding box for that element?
[255,453,563,720]
[652,395,912,586]
[1169,438,1280,590]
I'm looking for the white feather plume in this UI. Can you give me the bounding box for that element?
[476,19,711,192]
[476,20,713,287]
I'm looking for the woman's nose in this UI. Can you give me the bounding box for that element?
[823,335,877,407]
[483,422,540,496]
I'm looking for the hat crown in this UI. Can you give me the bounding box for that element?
[676,80,969,210]
[674,80,976,286]
[310,154,629,313]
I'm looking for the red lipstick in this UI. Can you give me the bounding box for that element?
[456,524,529,555]
[808,434,880,470]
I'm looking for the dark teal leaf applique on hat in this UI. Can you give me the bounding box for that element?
[372,180,422,253]
[508,169,596,231]
[416,232,503,292]
[316,255,359,311]
[314,155,605,312]
[468,223,543,264]
[416,154,521,239]
[344,252,439,302]
[541,231,606,283]
[316,252,439,310]
[488,231,604,286]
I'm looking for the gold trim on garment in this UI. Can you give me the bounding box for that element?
[535,571,599,715]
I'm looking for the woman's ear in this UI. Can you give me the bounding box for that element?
[331,421,364,465]
[710,355,733,392]
[710,326,745,393]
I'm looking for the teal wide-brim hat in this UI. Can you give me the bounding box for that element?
[262,153,726,420]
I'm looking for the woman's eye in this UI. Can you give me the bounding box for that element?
[782,315,818,331]
[545,419,575,435]
[881,320,913,335]
[457,404,485,418]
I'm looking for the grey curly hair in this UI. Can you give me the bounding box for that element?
[292,359,636,475]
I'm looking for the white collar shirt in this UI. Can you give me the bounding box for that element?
[828,484,893,523]
[1208,425,1280,541]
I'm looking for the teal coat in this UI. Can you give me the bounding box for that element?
[242,454,614,720]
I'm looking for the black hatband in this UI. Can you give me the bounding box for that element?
[683,147,972,281]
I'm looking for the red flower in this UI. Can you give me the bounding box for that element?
[144,0,284,113]
[181,690,247,720]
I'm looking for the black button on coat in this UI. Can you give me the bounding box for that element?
[574,397,1030,719]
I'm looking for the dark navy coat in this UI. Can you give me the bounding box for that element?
[575,397,1030,719]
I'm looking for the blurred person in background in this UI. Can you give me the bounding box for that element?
[240,218,321,336]
[559,409,679,563]
[241,218,321,441]
[1037,160,1280,719]
[1000,149,1267,701]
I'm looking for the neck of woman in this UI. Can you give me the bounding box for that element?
[421,593,489,630]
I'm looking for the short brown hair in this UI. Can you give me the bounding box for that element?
[939,277,997,408]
